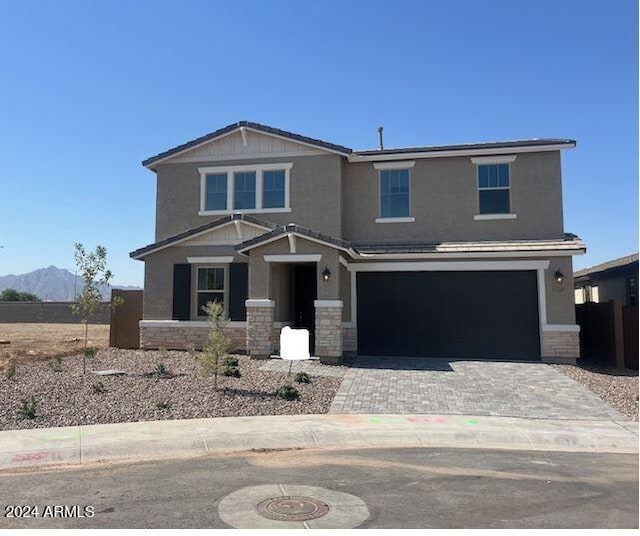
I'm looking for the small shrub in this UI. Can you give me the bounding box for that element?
[275,385,300,400]
[5,363,16,381]
[50,356,63,372]
[92,381,107,394]
[84,347,98,360]
[223,357,239,367]
[153,362,173,378]
[156,400,171,410]
[18,396,38,419]
[221,365,241,378]
[294,371,311,384]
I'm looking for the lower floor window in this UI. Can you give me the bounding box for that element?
[197,267,225,316]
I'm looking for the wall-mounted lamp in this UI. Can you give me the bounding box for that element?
[554,269,564,283]
[322,266,331,282]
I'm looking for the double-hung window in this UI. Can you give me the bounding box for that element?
[196,267,225,317]
[477,163,510,214]
[233,172,256,210]
[199,163,292,214]
[379,168,411,219]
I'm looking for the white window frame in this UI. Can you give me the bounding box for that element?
[199,162,293,215]
[373,161,415,223]
[471,155,517,220]
[193,265,228,319]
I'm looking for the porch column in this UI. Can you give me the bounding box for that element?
[315,300,343,364]
[246,299,275,358]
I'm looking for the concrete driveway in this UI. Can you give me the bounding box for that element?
[327,357,624,420]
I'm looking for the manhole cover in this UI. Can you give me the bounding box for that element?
[256,496,330,521]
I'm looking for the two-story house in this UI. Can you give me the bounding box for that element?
[131,121,585,363]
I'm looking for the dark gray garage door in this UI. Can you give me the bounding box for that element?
[357,271,540,359]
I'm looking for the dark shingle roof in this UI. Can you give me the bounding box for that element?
[353,138,576,156]
[574,253,639,279]
[129,214,277,259]
[142,121,353,167]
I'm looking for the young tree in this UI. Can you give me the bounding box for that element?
[198,301,230,390]
[70,243,122,374]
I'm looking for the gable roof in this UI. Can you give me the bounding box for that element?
[142,121,353,168]
[129,214,277,259]
[235,223,355,255]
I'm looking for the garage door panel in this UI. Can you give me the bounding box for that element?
[357,271,540,359]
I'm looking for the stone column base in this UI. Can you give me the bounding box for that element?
[246,299,275,359]
[314,300,343,359]
[541,325,580,364]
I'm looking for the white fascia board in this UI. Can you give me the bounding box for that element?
[186,256,234,264]
[470,155,517,164]
[346,260,551,272]
[352,249,584,260]
[373,160,415,169]
[264,254,322,263]
[348,143,575,163]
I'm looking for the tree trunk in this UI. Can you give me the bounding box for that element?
[83,320,88,375]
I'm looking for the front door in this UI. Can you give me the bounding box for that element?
[292,264,317,352]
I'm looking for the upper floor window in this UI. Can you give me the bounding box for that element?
[263,170,286,208]
[205,174,227,211]
[478,164,510,214]
[373,161,415,222]
[234,172,256,210]
[199,163,292,215]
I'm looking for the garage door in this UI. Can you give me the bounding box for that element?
[357,271,540,359]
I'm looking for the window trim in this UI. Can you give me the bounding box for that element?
[199,162,293,215]
[474,160,515,218]
[193,264,228,319]
[376,164,413,221]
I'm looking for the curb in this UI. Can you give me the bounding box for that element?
[0,414,637,471]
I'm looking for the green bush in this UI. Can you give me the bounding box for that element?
[0,288,39,302]
[275,385,300,400]
[84,347,98,360]
[223,357,239,367]
[18,396,38,419]
[294,371,311,384]
[5,363,16,381]
[153,362,173,378]
[221,365,241,378]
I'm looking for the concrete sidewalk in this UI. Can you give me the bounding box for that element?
[1,413,637,471]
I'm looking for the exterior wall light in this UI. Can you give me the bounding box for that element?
[554,269,564,283]
[322,266,331,282]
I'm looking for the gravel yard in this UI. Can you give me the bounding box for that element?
[0,348,341,430]
[552,362,638,421]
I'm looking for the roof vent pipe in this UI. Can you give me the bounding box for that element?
[377,126,384,150]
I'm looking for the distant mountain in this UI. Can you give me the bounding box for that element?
[0,266,141,301]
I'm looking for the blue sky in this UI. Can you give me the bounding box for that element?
[0,0,636,286]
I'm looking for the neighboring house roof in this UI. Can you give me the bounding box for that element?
[129,214,277,259]
[352,138,576,157]
[142,121,354,167]
[574,253,639,279]
[141,121,576,168]
[235,223,355,255]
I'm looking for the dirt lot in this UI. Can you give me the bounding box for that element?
[0,349,341,430]
[0,323,110,370]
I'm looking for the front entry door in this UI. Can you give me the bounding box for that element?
[292,264,317,352]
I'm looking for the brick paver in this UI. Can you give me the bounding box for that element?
[328,357,625,420]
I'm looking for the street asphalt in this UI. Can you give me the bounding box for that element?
[0,446,637,529]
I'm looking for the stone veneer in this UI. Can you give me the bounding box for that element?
[541,327,580,363]
[246,299,275,358]
[342,325,356,355]
[314,300,343,361]
[140,321,245,352]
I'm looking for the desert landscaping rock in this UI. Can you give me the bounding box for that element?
[0,348,341,430]
[552,362,639,421]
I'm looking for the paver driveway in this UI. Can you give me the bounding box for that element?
[326,357,624,420]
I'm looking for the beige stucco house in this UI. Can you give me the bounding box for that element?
[131,121,585,363]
